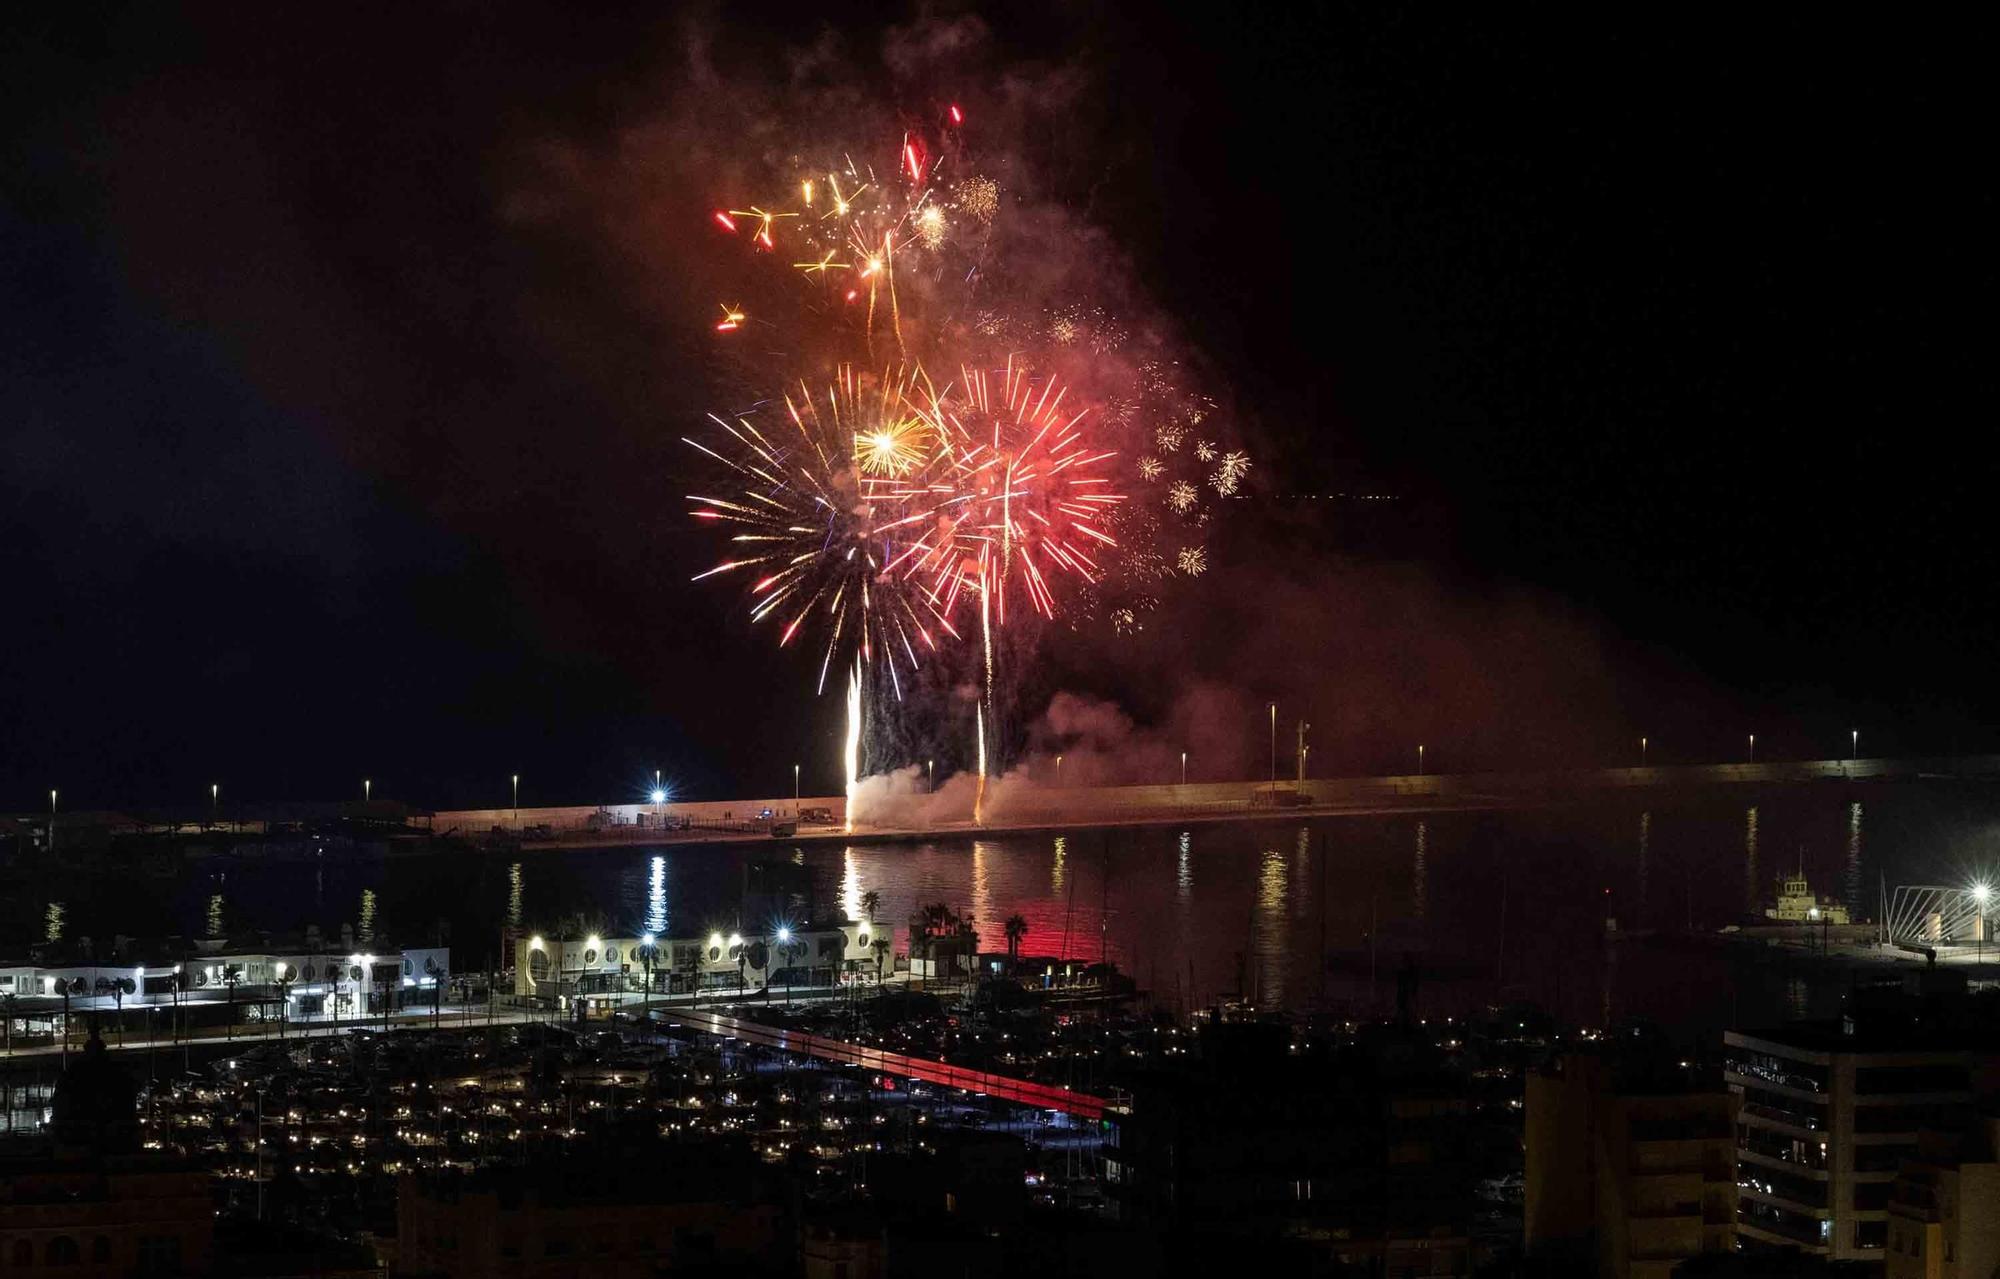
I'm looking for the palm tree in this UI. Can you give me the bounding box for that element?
[111,977,134,1043]
[221,964,242,1042]
[637,940,659,998]
[274,969,294,1039]
[859,889,881,923]
[1004,915,1028,969]
[425,958,446,1024]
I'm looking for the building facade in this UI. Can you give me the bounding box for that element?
[511,920,878,1001]
[1525,1051,1738,1278]
[1724,1024,1992,1262]
[1884,1112,2000,1279]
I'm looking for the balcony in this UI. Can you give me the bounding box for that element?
[1739,1103,1824,1134]
[1738,1148,1828,1180]
[1737,1217,1829,1253]
[1723,1065,1829,1100]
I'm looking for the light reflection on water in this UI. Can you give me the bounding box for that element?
[1637,811,1651,918]
[1745,806,1760,912]
[1846,802,1864,912]
[1255,844,1287,1007]
[1413,820,1428,922]
[646,855,667,936]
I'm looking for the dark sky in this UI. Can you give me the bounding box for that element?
[3,5,1994,810]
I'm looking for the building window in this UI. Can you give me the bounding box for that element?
[583,949,598,964]
[1855,1221,1887,1250]
[48,1235,81,1264]
[709,947,721,961]
[350,966,363,982]
[92,1236,110,1262]
[403,959,413,976]
[605,946,619,963]
[13,1240,31,1267]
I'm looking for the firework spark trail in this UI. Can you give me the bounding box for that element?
[974,699,987,826]
[844,661,862,833]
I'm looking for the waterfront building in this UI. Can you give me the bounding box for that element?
[1723,981,2000,1263]
[1524,1046,1737,1277]
[511,919,876,1003]
[1884,1110,2000,1279]
[0,941,452,1048]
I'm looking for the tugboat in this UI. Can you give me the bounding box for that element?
[1765,860,1850,925]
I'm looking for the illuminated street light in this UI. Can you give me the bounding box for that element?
[1851,729,1859,762]
[776,927,792,944]
[1748,734,1755,764]
[927,759,935,791]
[1181,751,1188,787]
[1974,883,1992,964]
[511,774,519,826]
[794,763,800,804]
[1639,737,1648,768]
[651,788,666,805]
[210,782,219,825]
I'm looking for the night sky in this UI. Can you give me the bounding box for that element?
[4,6,1994,810]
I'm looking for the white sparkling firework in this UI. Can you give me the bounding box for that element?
[1155,421,1186,453]
[955,176,998,223]
[1210,450,1251,496]
[1177,547,1207,576]
[1194,440,1216,462]
[915,204,947,251]
[1167,481,1198,514]
[1138,457,1164,481]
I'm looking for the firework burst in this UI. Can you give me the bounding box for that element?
[686,363,960,696]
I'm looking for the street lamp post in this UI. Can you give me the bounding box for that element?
[1418,745,1425,777]
[1269,703,1277,795]
[927,759,935,791]
[1180,751,1187,787]
[793,763,800,805]
[48,789,56,855]
[1748,734,1755,764]
[210,783,219,826]
[1639,737,1648,768]
[1055,755,1063,785]
[511,774,519,827]
[1851,729,1859,762]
